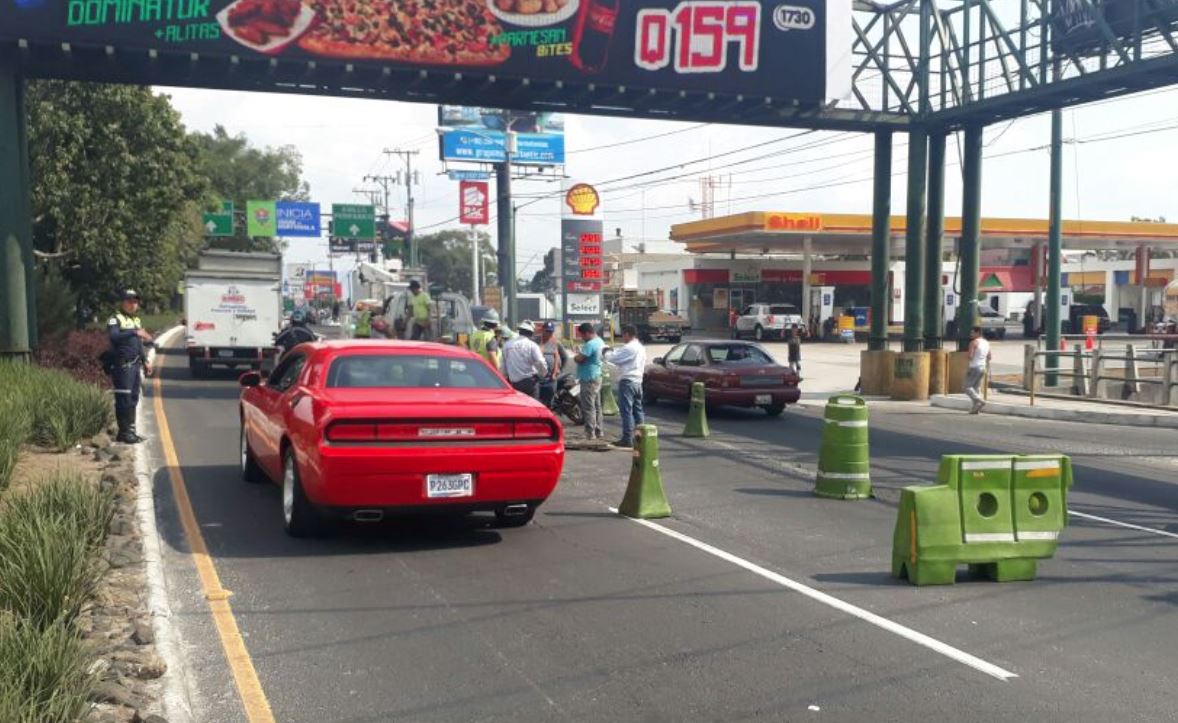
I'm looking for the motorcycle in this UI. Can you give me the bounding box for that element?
[553,368,583,426]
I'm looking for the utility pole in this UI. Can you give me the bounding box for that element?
[383,149,420,268]
[496,126,518,324]
[362,175,397,264]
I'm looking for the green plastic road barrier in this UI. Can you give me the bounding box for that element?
[815,394,872,500]
[891,454,1073,585]
[618,425,671,519]
[602,368,620,417]
[683,382,710,438]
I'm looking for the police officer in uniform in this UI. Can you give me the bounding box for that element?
[108,289,154,444]
[471,309,501,368]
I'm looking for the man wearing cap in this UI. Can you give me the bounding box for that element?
[502,321,547,398]
[538,322,565,408]
[406,280,431,340]
[108,290,153,444]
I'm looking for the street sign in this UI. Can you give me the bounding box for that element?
[447,169,493,182]
[331,204,375,240]
[276,201,322,237]
[483,286,502,310]
[459,181,489,225]
[246,200,277,238]
[201,201,233,237]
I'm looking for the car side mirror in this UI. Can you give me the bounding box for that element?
[239,371,262,388]
[653,357,665,366]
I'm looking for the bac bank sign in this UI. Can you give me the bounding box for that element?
[1,1,851,105]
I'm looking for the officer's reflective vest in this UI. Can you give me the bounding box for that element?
[355,310,372,338]
[110,312,144,361]
[471,329,497,365]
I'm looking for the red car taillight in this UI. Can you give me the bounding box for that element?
[326,420,558,443]
[719,374,742,388]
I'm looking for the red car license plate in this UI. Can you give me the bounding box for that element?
[427,473,474,499]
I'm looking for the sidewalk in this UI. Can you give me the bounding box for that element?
[930,389,1178,428]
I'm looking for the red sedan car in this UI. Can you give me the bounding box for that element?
[643,340,800,416]
[239,341,565,536]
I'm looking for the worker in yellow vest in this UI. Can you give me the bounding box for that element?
[354,302,372,339]
[471,309,501,368]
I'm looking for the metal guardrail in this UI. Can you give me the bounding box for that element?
[1026,342,1178,408]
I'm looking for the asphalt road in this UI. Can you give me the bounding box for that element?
[146,341,1177,722]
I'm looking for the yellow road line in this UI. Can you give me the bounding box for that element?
[151,353,276,723]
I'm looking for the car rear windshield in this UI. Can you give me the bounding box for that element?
[768,305,798,315]
[706,345,775,365]
[327,354,506,389]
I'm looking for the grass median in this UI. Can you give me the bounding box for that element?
[0,361,120,721]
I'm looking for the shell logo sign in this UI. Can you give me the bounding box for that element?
[765,213,823,231]
[565,183,601,217]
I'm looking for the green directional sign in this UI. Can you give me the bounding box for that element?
[202,201,234,237]
[332,204,376,240]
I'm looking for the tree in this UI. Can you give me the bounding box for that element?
[415,229,498,295]
[189,125,310,252]
[27,80,208,315]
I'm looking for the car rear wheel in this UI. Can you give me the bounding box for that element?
[764,404,785,417]
[494,504,536,528]
[754,325,765,341]
[240,424,265,483]
[282,449,320,538]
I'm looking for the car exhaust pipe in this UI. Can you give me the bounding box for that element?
[352,509,384,523]
[502,504,529,517]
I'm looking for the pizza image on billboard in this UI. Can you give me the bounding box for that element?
[1,1,848,105]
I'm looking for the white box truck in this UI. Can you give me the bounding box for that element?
[185,251,283,378]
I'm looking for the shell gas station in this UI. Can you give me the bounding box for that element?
[651,210,1178,395]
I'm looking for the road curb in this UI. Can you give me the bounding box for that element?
[135,325,197,723]
[929,394,1178,428]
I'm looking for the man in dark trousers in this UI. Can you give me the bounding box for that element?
[107,289,154,444]
[787,325,802,374]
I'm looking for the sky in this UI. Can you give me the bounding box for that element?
[159,83,1178,284]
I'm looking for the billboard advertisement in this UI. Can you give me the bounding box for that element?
[276,201,322,237]
[458,181,490,225]
[2,2,850,105]
[439,106,565,166]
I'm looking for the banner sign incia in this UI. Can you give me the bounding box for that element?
[3,2,850,105]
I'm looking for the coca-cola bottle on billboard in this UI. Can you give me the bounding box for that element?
[571,0,620,74]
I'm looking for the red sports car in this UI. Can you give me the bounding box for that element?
[239,341,565,536]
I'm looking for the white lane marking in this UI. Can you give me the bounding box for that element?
[608,508,1018,682]
[1070,510,1178,540]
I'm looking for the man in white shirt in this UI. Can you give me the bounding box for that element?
[965,325,992,414]
[606,325,647,447]
[502,321,548,398]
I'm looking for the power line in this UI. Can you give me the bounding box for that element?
[566,123,709,155]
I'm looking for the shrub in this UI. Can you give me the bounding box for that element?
[34,264,80,345]
[0,361,111,451]
[0,612,96,723]
[0,476,114,629]
[33,329,111,389]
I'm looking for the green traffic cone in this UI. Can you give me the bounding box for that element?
[683,381,710,437]
[618,425,671,519]
[602,369,620,417]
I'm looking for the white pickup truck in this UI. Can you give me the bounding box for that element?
[733,303,806,341]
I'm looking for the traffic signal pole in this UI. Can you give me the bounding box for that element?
[496,129,517,324]
[0,62,32,360]
[868,130,892,352]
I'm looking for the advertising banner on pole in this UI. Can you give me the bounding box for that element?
[458,181,490,226]
[2,2,851,105]
[246,200,276,238]
[560,180,604,323]
[276,201,322,237]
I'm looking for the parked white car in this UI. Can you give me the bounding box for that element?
[733,303,805,341]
